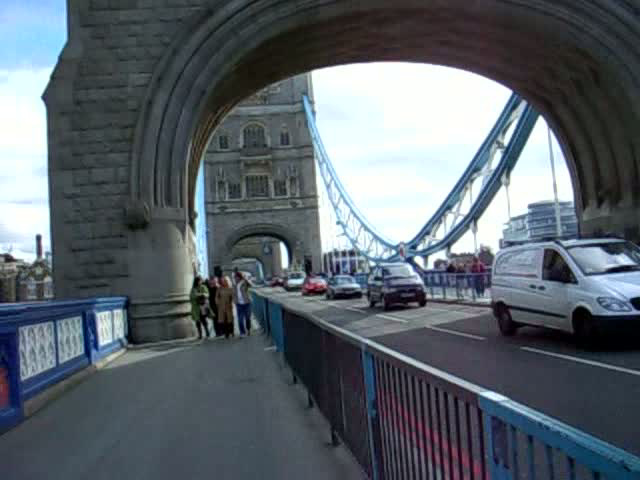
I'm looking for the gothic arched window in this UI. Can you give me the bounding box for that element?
[243,124,266,148]
[280,127,290,146]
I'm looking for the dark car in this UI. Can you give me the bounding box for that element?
[368,263,426,310]
[326,275,363,300]
[269,277,284,287]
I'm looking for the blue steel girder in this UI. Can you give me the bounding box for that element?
[303,94,539,264]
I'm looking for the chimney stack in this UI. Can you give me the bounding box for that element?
[36,234,43,260]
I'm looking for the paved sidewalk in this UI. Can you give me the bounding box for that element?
[1,331,363,479]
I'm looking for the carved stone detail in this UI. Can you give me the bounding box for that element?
[124,200,151,230]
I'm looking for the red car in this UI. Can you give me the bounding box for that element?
[301,276,327,295]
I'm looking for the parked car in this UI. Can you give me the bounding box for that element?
[326,275,363,299]
[368,263,426,310]
[491,238,640,342]
[302,276,327,295]
[284,271,305,291]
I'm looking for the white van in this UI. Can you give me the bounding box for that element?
[491,238,640,340]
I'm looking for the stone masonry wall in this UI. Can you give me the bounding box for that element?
[47,1,209,298]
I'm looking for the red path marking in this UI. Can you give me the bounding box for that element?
[0,367,10,409]
[378,389,485,479]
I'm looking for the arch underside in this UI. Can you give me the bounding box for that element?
[223,224,298,263]
[135,1,640,232]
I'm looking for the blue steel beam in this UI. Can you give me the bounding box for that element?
[406,104,539,258]
[405,94,524,248]
[304,94,539,263]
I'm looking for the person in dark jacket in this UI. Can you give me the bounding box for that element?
[190,276,210,339]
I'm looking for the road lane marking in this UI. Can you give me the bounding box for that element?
[264,346,277,351]
[347,306,368,313]
[426,326,486,341]
[376,314,409,324]
[521,347,640,377]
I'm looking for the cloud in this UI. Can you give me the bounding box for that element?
[0,68,51,258]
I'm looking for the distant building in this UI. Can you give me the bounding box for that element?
[0,253,20,303]
[0,235,53,303]
[502,200,578,247]
[323,249,370,275]
[433,246,495,270]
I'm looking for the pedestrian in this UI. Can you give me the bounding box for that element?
[190,276,210,339]
[471,256,486,297]
[216,276,235,338]
[207,276,222,337]
[233,271,253,336]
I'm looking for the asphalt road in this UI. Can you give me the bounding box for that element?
[262,287,640,456]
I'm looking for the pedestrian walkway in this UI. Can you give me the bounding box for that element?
[1,330,363,479]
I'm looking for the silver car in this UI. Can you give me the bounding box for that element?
[326,275,363,299]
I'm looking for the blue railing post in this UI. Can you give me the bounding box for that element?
[481,392,515,480]
[362,348,380,480]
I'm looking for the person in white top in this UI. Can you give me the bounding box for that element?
[233,271,252,336]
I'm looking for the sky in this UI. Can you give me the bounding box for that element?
[0,1,573,263]
[312,64,574,260]
[0,1,66,260]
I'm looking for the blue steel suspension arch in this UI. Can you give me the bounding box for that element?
[304,94,539,263]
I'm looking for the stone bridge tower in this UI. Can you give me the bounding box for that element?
[204,74,322,276]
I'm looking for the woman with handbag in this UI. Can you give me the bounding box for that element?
[216,276,235,339]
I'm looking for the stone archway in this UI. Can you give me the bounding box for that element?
[220,223,303,273]
[45,1,640,341]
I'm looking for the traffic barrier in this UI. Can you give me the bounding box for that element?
[256,291,640,479]
[251,293,267,331]
[423,271,492,304]
[0,297,128,433]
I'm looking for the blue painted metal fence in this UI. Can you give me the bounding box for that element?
[0,297,128,433]
[253,290,640,479]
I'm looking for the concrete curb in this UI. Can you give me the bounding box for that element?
[127,336,200,350]
[23,348,128,418]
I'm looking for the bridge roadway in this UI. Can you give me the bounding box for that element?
[1,331,363,479]
[261,287,640,457]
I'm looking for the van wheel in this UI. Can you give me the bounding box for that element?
[574,312,598,350]
[496,304,517,336]
[418,299,427,307]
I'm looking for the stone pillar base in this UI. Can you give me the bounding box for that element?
[125,214,196,343]
[129,294,194,343]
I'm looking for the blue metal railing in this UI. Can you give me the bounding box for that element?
[0,297,128,433]
[422,271,493,303]
[253,290,640,479]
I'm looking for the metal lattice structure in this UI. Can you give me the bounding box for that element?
[303,94,539,263]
